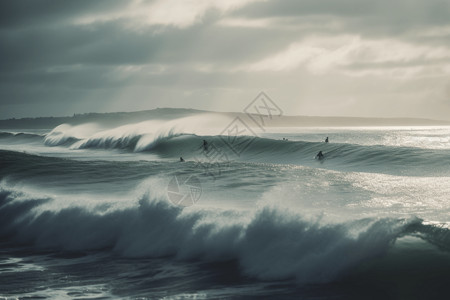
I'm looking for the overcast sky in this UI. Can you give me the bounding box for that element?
[1,0,449,119]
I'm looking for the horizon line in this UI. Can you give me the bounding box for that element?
[1,107,450,123]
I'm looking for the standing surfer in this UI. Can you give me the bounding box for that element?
[316,151,324,160]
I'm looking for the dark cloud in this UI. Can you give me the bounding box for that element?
[0,0,449,119]
[234,0,450,31]
[0,22,154,71]
[0,0,125,29]
[0,19,298,72]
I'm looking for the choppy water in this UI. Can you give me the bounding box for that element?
[1,117,450,299]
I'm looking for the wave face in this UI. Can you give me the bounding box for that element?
[42,115,232,149]
[63,134,450,176]
[0,185,428,283]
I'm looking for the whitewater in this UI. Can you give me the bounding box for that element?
[1,113,450,299]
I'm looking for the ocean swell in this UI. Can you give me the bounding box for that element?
[0,186,423,283]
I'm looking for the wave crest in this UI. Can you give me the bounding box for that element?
[43,114,232,152]
[0,186,423,283]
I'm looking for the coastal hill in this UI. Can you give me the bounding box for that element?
[0,108,448,129]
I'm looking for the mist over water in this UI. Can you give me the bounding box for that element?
[1,112,450,299]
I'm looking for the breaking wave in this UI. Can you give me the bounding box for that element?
[5,118,450,175]
[0,131,44,141]
[0,185,434,283]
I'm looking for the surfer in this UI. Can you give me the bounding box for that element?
[325,137,329,143]
[202,139,208,151]
[180,157,185,162]
[316,151,324,160]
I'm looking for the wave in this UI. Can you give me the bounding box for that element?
[404,221,450,251]
[71,134,450,175]
[43,115,231,149]
[0,131,44,141]
[0,185,431,283]
[5,118,450,176]
[3,137,450,179]
[43,123,96,146]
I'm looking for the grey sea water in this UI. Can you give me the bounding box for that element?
[1,122,450,299]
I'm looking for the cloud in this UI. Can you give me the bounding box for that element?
[71,0,263,28]
[217,17,273,28]
[243,35,450,78]
[0,0,449,120]
[0,0,124,29]
[233,0,450,32]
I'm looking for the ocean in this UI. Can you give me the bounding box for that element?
[1,113,450,299]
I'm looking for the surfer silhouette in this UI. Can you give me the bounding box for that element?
[180,157,185,162]
[316,151,324,160]
[202,140,208,151]
[325,137,329,143]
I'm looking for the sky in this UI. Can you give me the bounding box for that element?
[1,0,449,120]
